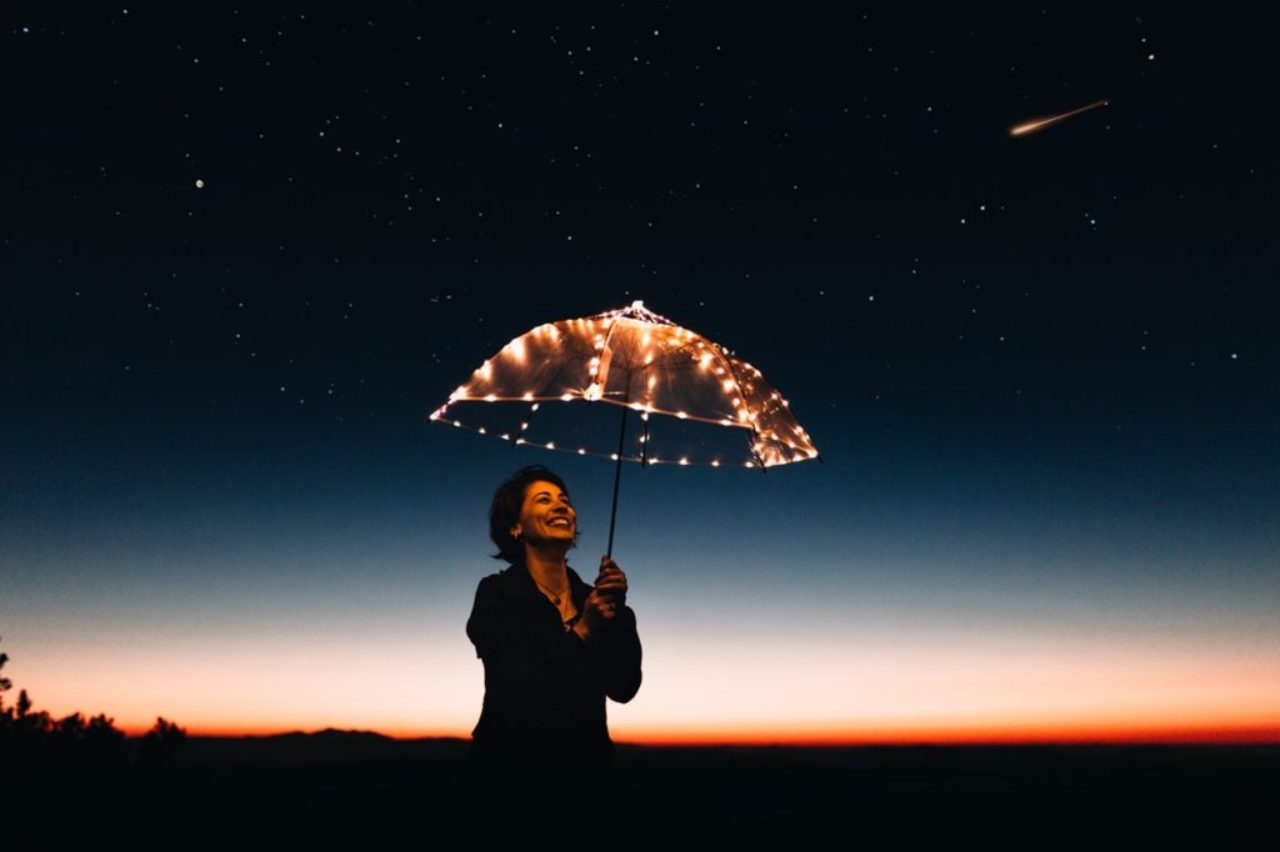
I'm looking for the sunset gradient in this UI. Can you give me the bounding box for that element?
[5,445,1276,745]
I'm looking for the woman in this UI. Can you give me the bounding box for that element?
[464,464,643,796]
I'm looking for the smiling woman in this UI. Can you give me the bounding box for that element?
[464,465,643,805]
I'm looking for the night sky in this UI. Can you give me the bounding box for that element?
[3,7,1276,741]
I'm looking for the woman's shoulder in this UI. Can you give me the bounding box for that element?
[473,562,523,594]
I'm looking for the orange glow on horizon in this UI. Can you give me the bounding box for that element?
[16,603,1279,748]
[159,720,1280,746]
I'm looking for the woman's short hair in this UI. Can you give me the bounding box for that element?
[488,464,579,562]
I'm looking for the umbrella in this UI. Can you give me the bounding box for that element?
[429,300,819,554]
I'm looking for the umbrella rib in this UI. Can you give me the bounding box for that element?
[709,343,769,470]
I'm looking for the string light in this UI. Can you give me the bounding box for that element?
[431,412,812,466]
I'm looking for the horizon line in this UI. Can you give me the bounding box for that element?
[141,725,1280,746]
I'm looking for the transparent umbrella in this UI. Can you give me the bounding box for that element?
[429,300,819,554]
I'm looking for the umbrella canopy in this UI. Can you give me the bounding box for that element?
[430,300,819,555]
[429,300,819,470]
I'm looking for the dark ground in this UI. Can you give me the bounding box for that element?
[12,732,1276,846]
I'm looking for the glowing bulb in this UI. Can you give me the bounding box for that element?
[584,383,603,401]
[546,442,555,449]
[711,460,721,467]
[679,457,689,466]
[484,394,497,402]
[478,427,486,434]
[560,393,573,401]
[676,411,688,419]
[523,392,534,401]
[530,403,540,411]
[578,448,586,455]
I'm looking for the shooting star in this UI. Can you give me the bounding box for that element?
[1009,99,1109,137]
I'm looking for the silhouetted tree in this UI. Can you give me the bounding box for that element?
[0,636,170,768]
[14,691,51,736]
[0,639,12,722]
[140,716,187,765]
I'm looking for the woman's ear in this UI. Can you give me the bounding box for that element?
[510,524,522,540]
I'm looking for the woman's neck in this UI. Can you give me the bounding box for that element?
[523,544,570,593]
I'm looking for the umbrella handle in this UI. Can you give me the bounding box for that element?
[605,404,627,558]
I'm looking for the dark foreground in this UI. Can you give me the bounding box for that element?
[12,732,1276,845]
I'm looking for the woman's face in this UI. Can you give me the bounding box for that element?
[511,479,576,548]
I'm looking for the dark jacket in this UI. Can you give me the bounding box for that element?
[464,556,642,780]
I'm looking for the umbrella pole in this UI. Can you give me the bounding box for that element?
[606,404,628,558]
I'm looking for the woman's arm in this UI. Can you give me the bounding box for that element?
[599,604,642,703]
[578,557,643,703]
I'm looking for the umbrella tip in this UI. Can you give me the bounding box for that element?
[630,299,645,310]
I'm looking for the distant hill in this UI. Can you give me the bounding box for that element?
[182,729,469,765]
